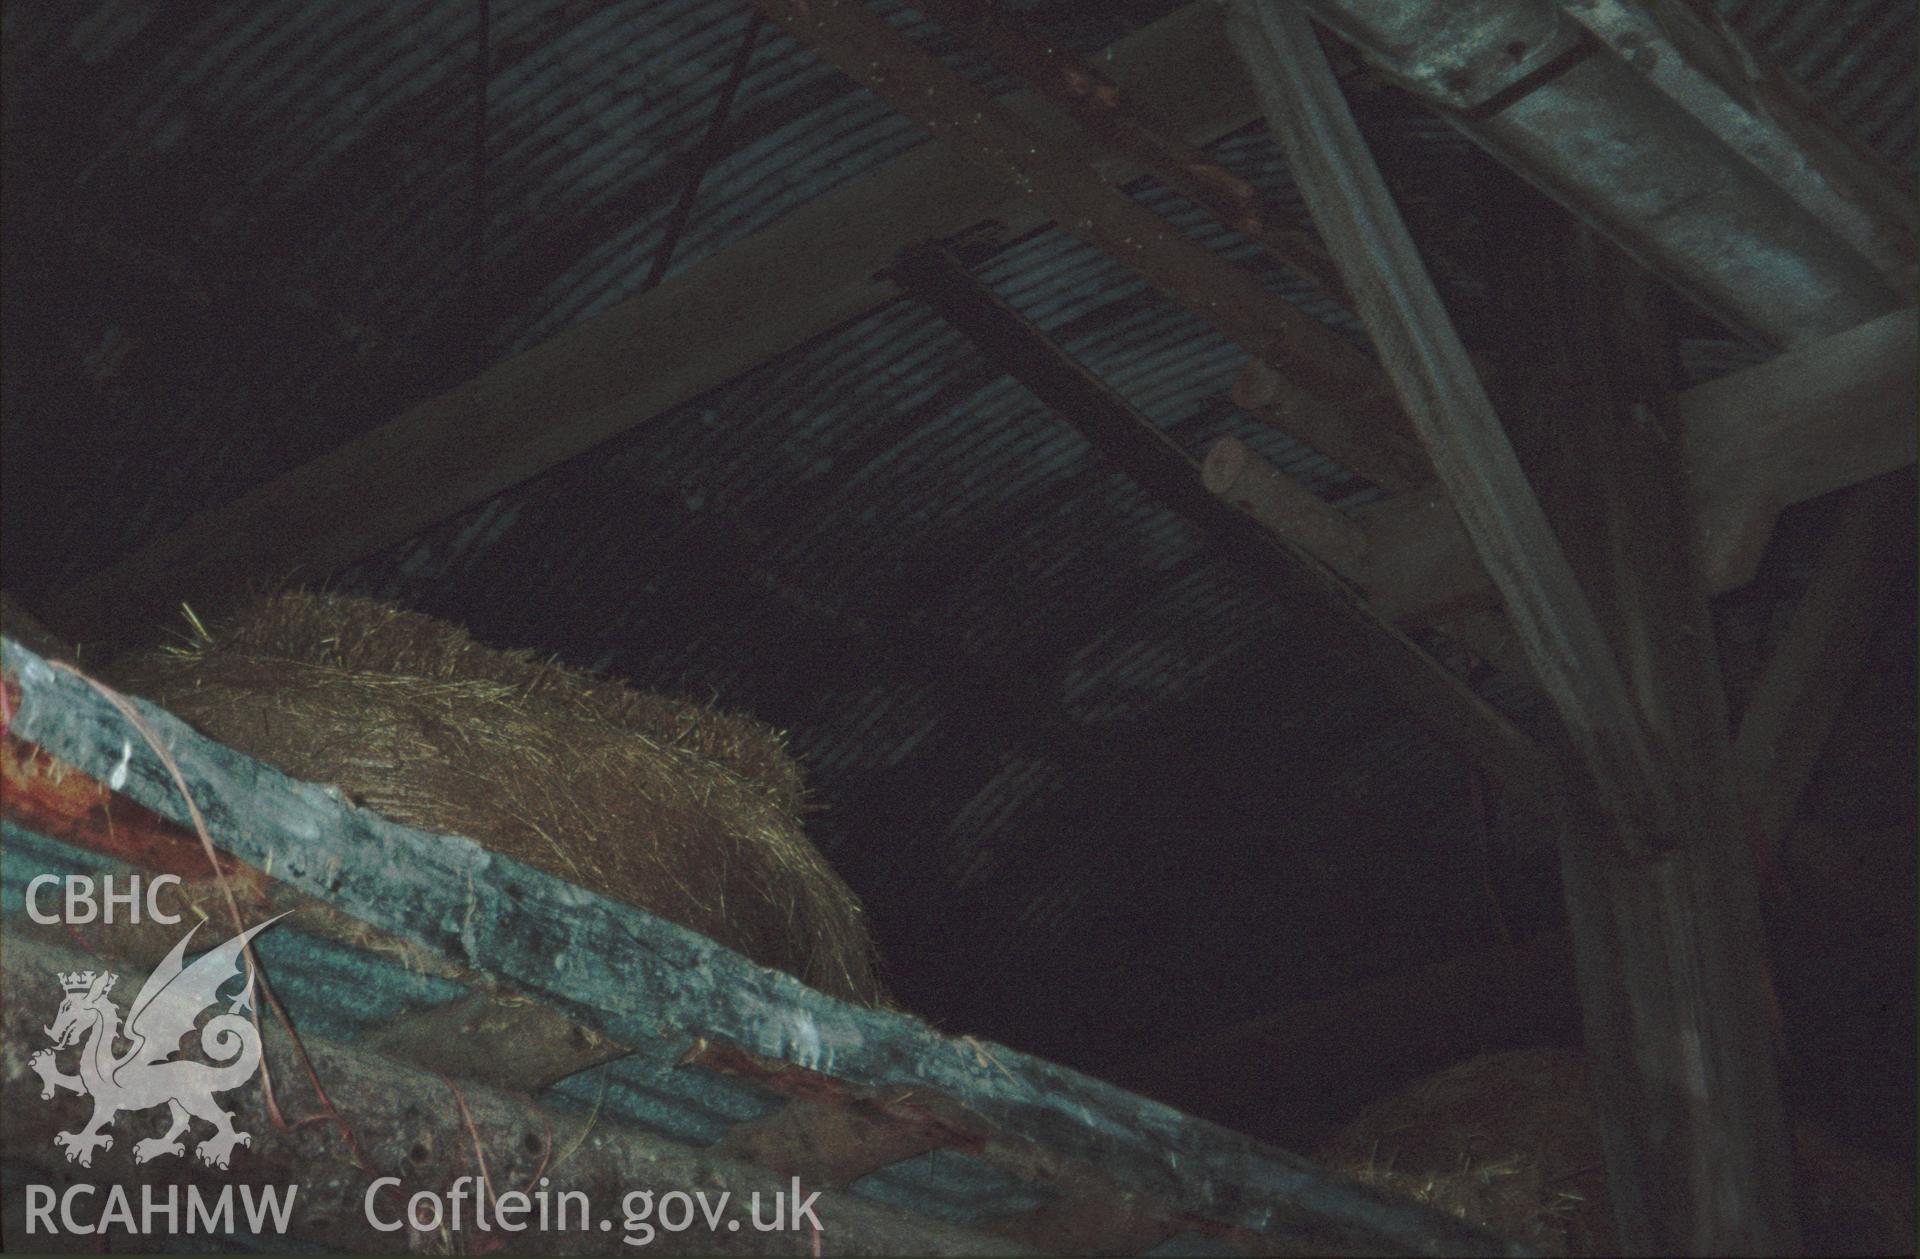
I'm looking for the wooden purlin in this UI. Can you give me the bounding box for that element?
[906,0,1352,306]
[747,0,1419,488]
[49,3,1269,649]
[47,0,1911,655]
[888,243,1555,801]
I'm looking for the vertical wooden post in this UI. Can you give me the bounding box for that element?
[1228,2,1800,1250]
[1502,225,1803,1257]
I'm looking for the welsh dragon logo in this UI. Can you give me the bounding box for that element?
[30,915,287,1170]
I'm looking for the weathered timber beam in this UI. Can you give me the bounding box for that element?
[1560,0,1917,298]
[711,1099,953,1190]
[749,0,1420,489]
[908,0,1350,304]
[1688,307,1919,591]
[0,637,1533,1258]
[0,935,1029,1257]
[1512,234,1802,1256]
[1233,357,1434,489]
[1202,311,1912,674]
[1200,437,1367,573]
[48,2,1267,647]
[686,1040,1197,1256]
[1231,5,1799,1250]
[1228,0,1673,856]
[1200,437,1529,674]
[1733,473,1912,859]
[1479,180,1808,1253]
[1288,0,1908,348]
[1352,306,1920,626]
[890,243,1554,799]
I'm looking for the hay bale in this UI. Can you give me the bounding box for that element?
[1320,1047,1915,1256]
[110,591,885,1006]
[1319,1048,1610,1256]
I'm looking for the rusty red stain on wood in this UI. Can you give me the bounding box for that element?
[2,683,259,890]
[684,1035,1262,1247]
[682,1037,988,1155]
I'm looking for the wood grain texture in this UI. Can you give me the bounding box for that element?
[1688,307,1918,590]
[1484,213,1802,1255]
[1358,307,1919,627]
[1202,436,1369,574]
[1234,3,1801,1249]
[0,637,1524,1256]
[1229,0,1674,862]
[0,936,1027,1257]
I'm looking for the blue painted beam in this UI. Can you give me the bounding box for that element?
[1,638,1523,1256]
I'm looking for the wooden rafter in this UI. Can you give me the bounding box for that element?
[48,2,1262,645]
[1228,2,1799,1249]
[889,243,1555,800]
[1351,306,1919,626]
[1229,0,1690,852]
[747,0,1420,487]
[47,0,1911,655]
[906,0,1351,304]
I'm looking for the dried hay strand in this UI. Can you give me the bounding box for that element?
[1320,1046,1915,1256]
[109,590,885,1006]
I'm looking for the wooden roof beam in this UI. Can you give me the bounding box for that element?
[1687,308,1919,590]
[45,0,1906,655]
[1201,303,1915,684]
[1227,0,1698,835]
[1354,306,1920,630]
[906,0,1351,306]
[48,2,1268,647]
[1228,2,1799,1248]
[890,242,1554,803]
[748,0,1423,492]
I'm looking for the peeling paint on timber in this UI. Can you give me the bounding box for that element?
[0,636,1526,1256]
[1,717,259,891]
